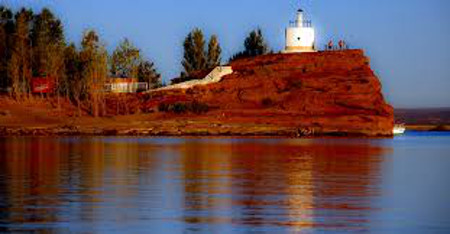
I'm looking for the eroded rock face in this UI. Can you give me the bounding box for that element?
[148,50,394,136]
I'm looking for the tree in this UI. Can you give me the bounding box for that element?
[63,43,86,116]
[0,17,7,90]
[0,6,14,90]
[181,28,207,76]
[110,38,141,78]
[7,8,33,99]
[179,28,222,84]
[80,30,108,117]
[230,28,270,62]
[31,8,66,106]
[138,60,161,89]
[207,34,221,69]
[31,8,64,76]
[244,28,269,56]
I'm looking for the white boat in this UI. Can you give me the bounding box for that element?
[393,124,406,135]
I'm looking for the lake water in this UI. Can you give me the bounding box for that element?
[0,132,449,233]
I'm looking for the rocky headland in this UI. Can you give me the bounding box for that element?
[0,50,394,137]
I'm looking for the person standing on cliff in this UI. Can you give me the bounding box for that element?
[328,40,333,50]
[338,40,344,50]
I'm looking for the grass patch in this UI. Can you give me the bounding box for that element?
[158,101,209,114]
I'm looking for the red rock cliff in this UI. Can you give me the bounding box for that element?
[148,49,393,136]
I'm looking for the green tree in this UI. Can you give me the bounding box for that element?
[110,38,145,115]
[207,34,221,69]
[31,8,64,76]
[178,29,222,85]
[31,8,66,106]
[182,28,207,76]
[80,30,108,117]
[110,38,141,78]
[230,28,270,62]
[138,60,161,89]
[7,8,33,99]
[244,28,268,56]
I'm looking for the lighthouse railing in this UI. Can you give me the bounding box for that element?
[289,20,312,28]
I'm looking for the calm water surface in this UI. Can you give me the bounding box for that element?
[0,132,449,233]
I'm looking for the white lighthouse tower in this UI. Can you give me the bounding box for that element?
[284,3,316,53]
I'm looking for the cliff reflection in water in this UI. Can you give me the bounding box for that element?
[0,138,391,232]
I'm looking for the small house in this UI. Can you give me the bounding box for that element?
[104,78,148,93]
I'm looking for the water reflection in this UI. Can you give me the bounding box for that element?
[0,137,391,232]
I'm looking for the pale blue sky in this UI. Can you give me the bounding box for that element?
[2,0,449,108]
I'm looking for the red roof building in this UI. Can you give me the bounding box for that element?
[32,78,54,94]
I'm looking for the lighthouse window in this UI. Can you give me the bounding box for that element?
[297,37,301,41]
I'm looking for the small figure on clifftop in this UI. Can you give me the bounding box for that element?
[338,40,345,50]
[327,40,334,50]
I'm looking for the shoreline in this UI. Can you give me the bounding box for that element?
[0,125,389,138]
[0,126,447,138]
[0,122,447,138]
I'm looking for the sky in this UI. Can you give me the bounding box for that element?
[1,0,449,108]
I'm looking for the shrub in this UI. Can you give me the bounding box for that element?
[171,103,188,114]
[261,97,273,107]
[190,101,209,114]
[158,101,209,114]
[290,80,302,89]
[158,103,169,112]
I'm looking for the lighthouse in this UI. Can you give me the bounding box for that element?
[284,4,316,53]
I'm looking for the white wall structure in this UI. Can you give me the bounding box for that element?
[105,82,149,93]
[150,66,233,92]
[284,9,316,53]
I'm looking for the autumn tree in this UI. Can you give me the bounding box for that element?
[60,43,75,99]
[230,28,270,62]
[0,23,5,89]
[207,34,221,69]
[138,60,161,89]
[0,6,14,90]
[63,43,87,116]
[110,38,141,78]
[7,8,33,99]
[80,30,108,117]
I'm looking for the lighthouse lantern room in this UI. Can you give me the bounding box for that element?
[284,5,316,53]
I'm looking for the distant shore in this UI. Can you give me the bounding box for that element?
[404,124,450,132]
[395,108,450,132]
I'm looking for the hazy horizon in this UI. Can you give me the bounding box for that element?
[1,0,449,108]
